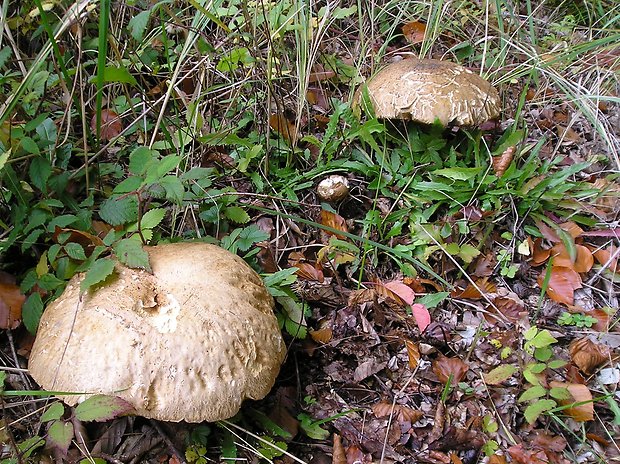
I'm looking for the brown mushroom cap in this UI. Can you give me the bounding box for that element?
[358,58,500,126]
[28,242,286,423]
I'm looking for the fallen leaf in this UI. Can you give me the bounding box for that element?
[569,337,609,375]
[383,280,415,305]
[508,444,549,464]
[451,277,496,299]
[310,327,333,344]
[371,401,423,423]
[405,339,420,369]
[320,210,348,239]
[91,109,123,141]
[592,244,619,273]
[309,64,336,83]
[530,238,552,266]
[295,262,325,282]
[402,20,426,44]
[551,243,594,273]
[332,434,346,464]
[432,354,469,385]
[538,266,582,305]
[269,113,298,145]
[491,295,526,322]
[549,381,594,421]
[0,282,24,329]
[484,364,518,385]
[492,146,515,176]
[411,303,431,332]
[489,455,508,464]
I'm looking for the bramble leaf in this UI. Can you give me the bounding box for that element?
[113,239,151,271]
[81,258,116,292]
[75,394,136,422]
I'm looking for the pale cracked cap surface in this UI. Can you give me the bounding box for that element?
[28,242,286,423]
[360,58,500,126]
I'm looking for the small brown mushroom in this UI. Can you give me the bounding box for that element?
[356,58,500,126]
[28,242,286,423]
[317,175,349,203]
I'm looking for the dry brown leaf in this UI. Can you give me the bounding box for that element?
[432,354,469,385]
[309,64,336,83]
[405,339,420,369]
[593,244,619,273]
[451,277,496,299]
[538,266,582,305]
[449,452,464,464]
[489,455,508,464]
[306,87,331,111]
[569,337,609,375]
[347,288,376,306]
[0,282,25,329]
[492,146,515,176]
[584,309,610,332]
[551,244,594,273]
[320,210,348,239]
[295,262,324,282]
[559,221,584,238]
[269,113,298,145]
[530,238,552,266]
[492,295,526,322]
[371,401,423,423]
[549,381,594,422]
[310,327,333,344]
[532,433,567,453]
[91,109,123,141]
[332,434,347,464]
[402,20,426,44]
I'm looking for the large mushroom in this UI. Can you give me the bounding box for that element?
[356,58,500,126]
[28,242,286,423]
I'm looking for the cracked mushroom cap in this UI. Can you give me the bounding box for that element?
[28,242,286,423]
[358,58,500,126]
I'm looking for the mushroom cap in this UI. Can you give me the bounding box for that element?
[28,242,286,423]
[358,58,500,126]
[317,175,350,203]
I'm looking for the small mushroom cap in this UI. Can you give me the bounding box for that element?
[317,175,349,202]
[28,242,286,423]
[358,59,500,126]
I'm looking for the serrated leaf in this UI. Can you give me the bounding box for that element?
[140,208,166,230]
[518,385,547,402]
[129,147,154,176]
[47,420,74,455]
[458,243,480,263]
[75,394,136,422]
[113,239,151,271]
[81,258,116,291]
[524,399,556,424]
[128,9,151,41]
[99,196,138,226]
[22,293,43,334]
[29,157,52,191]
[64,242,86,260]
[155,155,181,177]
[41,403,65,422]
[224,206,250,224]
[484,364,517,385]
[237,225,270,251]
[159,175,184,204]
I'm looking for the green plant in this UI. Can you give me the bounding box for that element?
[557,312,598,328]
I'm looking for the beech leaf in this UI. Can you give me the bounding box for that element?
[484,364,517,385]
[411,303,431,332]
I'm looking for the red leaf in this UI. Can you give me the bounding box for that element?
[432,354,469,385]
[411,303,431,332]
[91,109,123,141]
[383,280,415,305]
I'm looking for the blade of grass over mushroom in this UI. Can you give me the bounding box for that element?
[94,0,111,144]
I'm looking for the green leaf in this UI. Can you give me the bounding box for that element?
[41,403,65,422]
[433,167,482,181]
[220,427,237,463]
[64,242,87,261]
[159,175,184,204]
[102,66,137,85]
[22,293,44,334]
[547,359,568,369]
[99,196,139,226]
[236,225,270,252]
[0,149,10,172]
[264,268,298,296]
[224,206,250,224]
[256,435,286,460]
[298,413,330,440]
[113,239,151,271]
[155,155,181,177]
[80,258,116,292]
[278,296,307,339]
[47,420,74,455]
[528,329,557,348]
[129,147,155,176]
[75,394,136,422]
[483,364,517,385]
[524,399,556,424]
[128,9,151,41]
[549,386,572,401]
[29,156,52,191]
[518,385,547,402]
[415,292,449,309]
[534,346,553,362]
[20,136,40,155]
[458,243,480,263]
[140,208,166,230]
